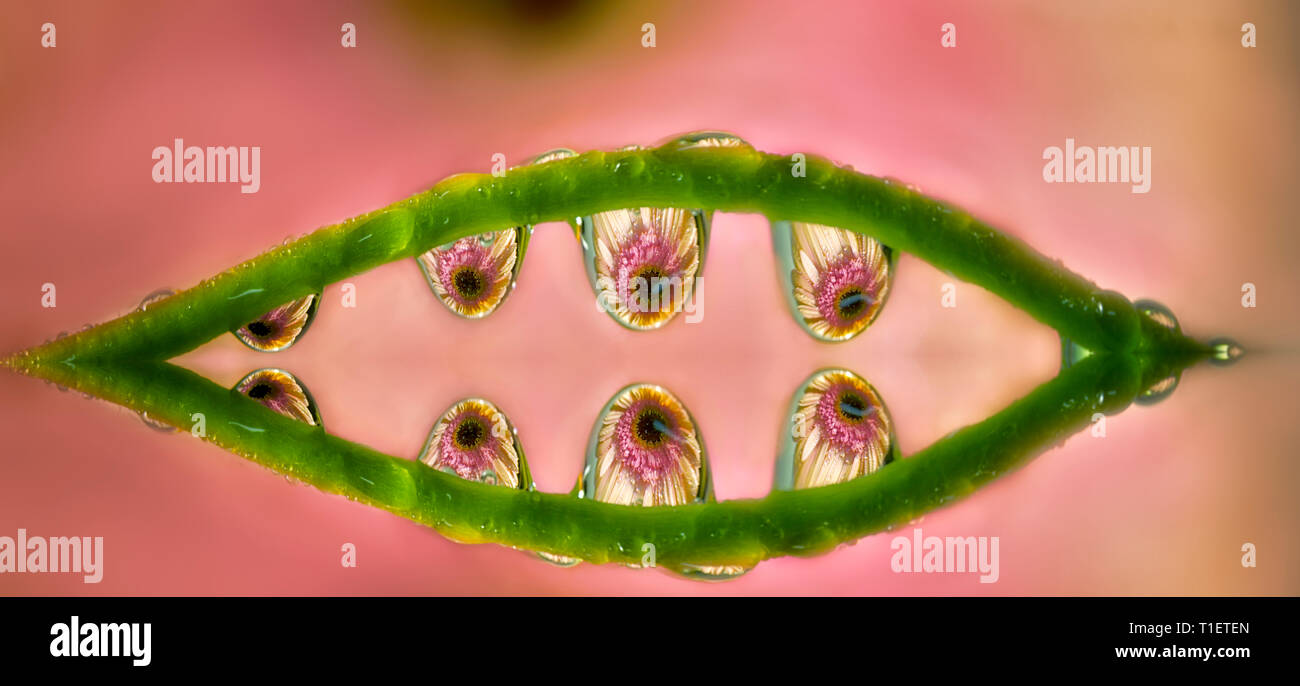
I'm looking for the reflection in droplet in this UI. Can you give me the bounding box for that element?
[565,383,749,580]
[415,149,577,319]
[586,384,701,507]
[578,207,708,330]
[233,294,320,352]
[771,221,895,342]
[1209,337,1245,366]
[417,228,525,318]
[139,411,176,433]
[418,398,531,490]
[138,288,176,311]
[1135,299,1180,331]
[1135,374,1180,406]
[774,369,896,491]
[233,368,320,425]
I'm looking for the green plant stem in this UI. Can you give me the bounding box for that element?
[23,351,1158,569]
[7,143,1199,373]
[2,140,1219,569]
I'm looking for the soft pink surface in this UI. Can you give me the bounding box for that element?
[1,0,1297,595]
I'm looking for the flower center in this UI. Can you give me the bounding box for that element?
[247,383,274,400]
[454,417,486,450]
[836,286,869,320]
[836,391,870,424]
[452,266,486,300]
[247,321,273,337]
[634,409,671,448]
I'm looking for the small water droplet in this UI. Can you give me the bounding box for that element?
[1136,374,1180,406]
[1059,336,1092,370]
[536,551,581,568]
[138,288,176,311]
[1208,337,1244,366]
[531,148,576,165]
[139,411,177,433]
[661,130,750,151]
[1134,298,1180,331]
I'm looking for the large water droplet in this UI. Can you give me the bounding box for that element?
[1208,337,1244,366]
[417,398,532,490]
[770,220,895,342]
[773,369,896,491]
[561,383,751,579]
[578,208,709,330]
[233,368,321,425]
[415,149,576,319]
[233,294,320,352]
[417,227,527,319]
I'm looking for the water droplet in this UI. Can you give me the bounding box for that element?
[1208,337,1244,366]
[417,398,531,490]
[672,562,753,581]
[138,288,176,311]
[233,368,321,425]
[233,294,320,352]
[536,551,582,568]
[139,411,177,433]
[531,148,576,165]
[1058,336,1092,370]
[773,369,895,491]
[566,383,751,580]
[416,227,526,319]
[660,130,750,151]
[578,207,708,330]
[1135,374,1180,406]
[1134,298,1180,331]
[770,220,895,342]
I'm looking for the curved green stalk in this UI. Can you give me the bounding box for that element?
[21,350,1164,568]
[3,139,1222,570]
[8,142,1189,371]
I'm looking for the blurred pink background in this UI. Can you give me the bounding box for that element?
[1,0,1296,595]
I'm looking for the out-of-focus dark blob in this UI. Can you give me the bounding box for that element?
[391,0,627,49]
